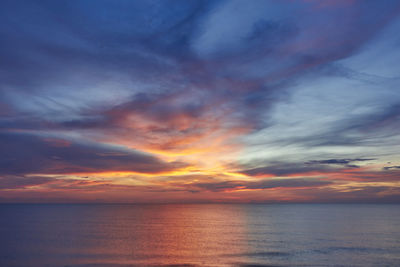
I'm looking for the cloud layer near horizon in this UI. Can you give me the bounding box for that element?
[1,0,400,203]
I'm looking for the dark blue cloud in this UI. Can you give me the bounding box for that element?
[239,158,377,177]
[0,175,53,189]
[183,178,333,192]
[383,166,400,171]
[1,0,398,129]
[0,132,185,175]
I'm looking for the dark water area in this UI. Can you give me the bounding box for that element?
[0,204,399,267]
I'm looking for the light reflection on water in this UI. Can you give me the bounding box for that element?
[0,204,399,266]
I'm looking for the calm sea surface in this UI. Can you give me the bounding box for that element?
[0,204,399,267]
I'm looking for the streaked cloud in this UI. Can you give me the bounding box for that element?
[0,132,186,175]
[0,0,400,202]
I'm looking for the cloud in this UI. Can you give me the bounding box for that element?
[239,159,374,177]
[383,166,400,171]
[0,175,53,189]
[0,0,400,202]
[178,178,333,192]
[239,163,325,177]
[307,158,375,168]
[1,0,398,134]
[291,185,400,204]
[307,158,374,165]
[0,132,186,175]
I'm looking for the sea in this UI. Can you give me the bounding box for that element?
[0,204,399,267]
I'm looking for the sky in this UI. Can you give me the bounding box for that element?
[1,0,400,203]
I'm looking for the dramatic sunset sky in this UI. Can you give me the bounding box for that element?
[1,0,400,203]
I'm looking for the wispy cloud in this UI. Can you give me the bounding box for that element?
[0,0,400,202]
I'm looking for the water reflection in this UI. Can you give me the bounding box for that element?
[1,204,399,266]
[0,204,251,266]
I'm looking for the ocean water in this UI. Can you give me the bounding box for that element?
[0,204,399,267]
